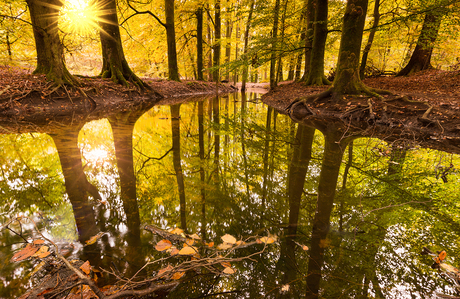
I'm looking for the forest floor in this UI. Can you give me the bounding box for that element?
[0,66,236,122]
[262,69,460,154]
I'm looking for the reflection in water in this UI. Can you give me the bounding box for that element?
[1,90,460,298]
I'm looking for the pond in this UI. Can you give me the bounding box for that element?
[0,90,459,298]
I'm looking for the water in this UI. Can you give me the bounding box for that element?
[0,90,459,298]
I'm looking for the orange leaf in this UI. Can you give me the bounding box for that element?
[80,261,91,275]
[186,238,195,246]
[170,247,180,256]
[155,240,172,252]
[157,265,174,277]
[11,243,41,262]
[207,242,214,248]
[178,246,197,255]
[221,234,237,244]
[32,246,49,258]
[33,239,45,245]
[221,261,231,268]
[223,267,236,274]
[171,271,185,280]
[169,228,184,236]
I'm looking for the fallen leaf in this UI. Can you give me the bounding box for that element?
[11,243,41,262]
[281,284,290,292]
[236,240,245,246]
[259,236,275,244]
[85,232,104,246]
[80,261,91,275]
[223,267,236,274]
[217,243,233,250]
[33,239,45,245]
[170,247,180,256]
[169,228,184,236]
[206,242,214,248]
[32,246,49,258]
[155,240,172,252]
[186,238,195,246]
[189,233,201,240]
[178,246,197,255]
[221,261,231,268]
[221,234,237,244]
[302,245,309,251]
[157,265,174,277]
[171,271,185,280]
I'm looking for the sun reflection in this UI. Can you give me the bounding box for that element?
[60,0,101,34]
[84,148,109,162]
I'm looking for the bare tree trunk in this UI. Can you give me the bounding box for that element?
[196,6,204,80]
[213,0,221,82]
[241,0,255,92]
[270,0,281,89]
[359,0,380,79]
[165,0,180,81]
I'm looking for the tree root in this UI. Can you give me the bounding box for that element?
[286,89,332,122]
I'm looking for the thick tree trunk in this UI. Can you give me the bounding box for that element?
[196,7,204,81]
[241,0,256,92]
[270,0,281,89]
[99,0,147,88]
[26,0,77,85]
[213,0,221,82]
[165,0,180,81]
[306,0,330,86]
[332,0,369,95]
[397,12,443,76]
[359,0,380,78]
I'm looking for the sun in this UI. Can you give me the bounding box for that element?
[60,0,101,34]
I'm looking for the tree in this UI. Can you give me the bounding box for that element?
[359,0,380,78]
[397,9,444,76]
[26,0,78,86]
[165,0,180,81]
[196,6,204,81]
[241,0,256,92]
[270,0,281,89]
[99,0,148,87]
[213,0,221,82]
[305,0,330,86]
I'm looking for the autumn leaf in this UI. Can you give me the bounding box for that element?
[178,246,197,255]
[169,247,180,256]
[435,251,447,264]
[302,245,309,251]
[185,238,195,246]
[155,239,172,252]
[236,240,245,246]
[85,232,104,246]
[157,265,174,277]
[171,271,185,280]
[188,233,201,240]
[33,239,45,245]
[259,236,275,244]
[281,284,290,292]
[80,261,91,275]
[223,267,236,274]
[221,261,231,268]
[32,246,51,258]
[11,243,41,262]
[217,243,233,250]
[169,228,184,236]
[221,234,237,244]
[206,242,214,248]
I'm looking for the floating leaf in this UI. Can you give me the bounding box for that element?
[170,247,180,256]
[436,251,447,264]
[236,240,245,246]
[11,243,41,262]
[189,233,201,240]
[178,246,197,255]
[259,236,275,244]
[221,261,231,268]
[217,243,233,250]
[32,246,51,258]
[281,284,290,292]
[223,267,236,274]
[155,240,172,252]
[186,238,195,246]
[80,261,91,275]
[171,271,185,280]
[206,242,214,248]
[157,265,174,277]
[85,232,104,245]
[33,239,45,245]
[169,228,184,236]
[302,245,309,251]
[221,234,237,244]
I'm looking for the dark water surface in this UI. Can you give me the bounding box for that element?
[1,91,459,298]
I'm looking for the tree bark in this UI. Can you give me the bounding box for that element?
[332,0,370,95]
[359,0,380,79]
[397,11,443,76]
[99,0,147,88]
[165,0,180,81]
[241,0,256,92]
[301,0,315,81]
[213,0,221,82]
[270,0,281,89]
[306,0,330,86]
[196,6,204,80]
[26,0,77,86]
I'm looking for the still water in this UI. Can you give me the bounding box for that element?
[0,91,459,298]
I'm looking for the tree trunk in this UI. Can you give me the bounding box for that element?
[332,0,370,95]
[276,0,289,83]
[198,101,207,239]
[196,7,204,81]
[359,0,380,79]
[99,0,147,88]
[224,5,233,82]
[213,0,221,82]
[305,0,330,86]
[241,0,255,92]
[26,0,77,85]
[270,0,281,89]
[165,0,180,81]
[301,0,315,81]
[171,104,187,232]
[397,11,443,76]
